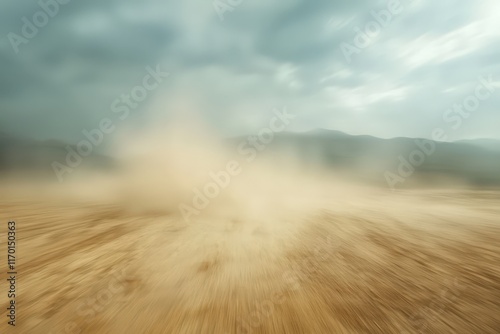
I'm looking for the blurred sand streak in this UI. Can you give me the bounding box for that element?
[0,184,499,333]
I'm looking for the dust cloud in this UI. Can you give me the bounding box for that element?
[0,117,499,333]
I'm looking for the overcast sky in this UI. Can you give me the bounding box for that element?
[1,0,499,143]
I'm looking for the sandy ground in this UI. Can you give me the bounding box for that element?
[0,185,499,334]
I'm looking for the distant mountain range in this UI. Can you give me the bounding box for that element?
[0,132,113,178]
[1,130,499,187]
[230,129,500,188]
[456,138,500,152]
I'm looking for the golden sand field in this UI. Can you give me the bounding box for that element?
[0,182,499,334]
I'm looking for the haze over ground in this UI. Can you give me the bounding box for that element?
[1,0,500,333]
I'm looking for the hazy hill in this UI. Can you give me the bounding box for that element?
[230,129,500,188]
[0,132,114,179]
[457,139,500,152]
[1,130,499,187]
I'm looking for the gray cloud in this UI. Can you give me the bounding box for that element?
[0,0,499,143]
